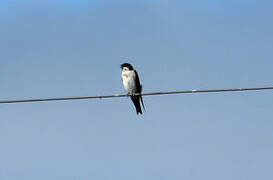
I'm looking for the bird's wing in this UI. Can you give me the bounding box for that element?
[133,70,142,91]
[134,70,145,111]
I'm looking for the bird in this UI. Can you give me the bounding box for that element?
[120,63,145,114]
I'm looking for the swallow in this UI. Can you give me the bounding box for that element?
[120,63,145,114]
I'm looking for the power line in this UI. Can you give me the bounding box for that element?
[0,86,272,104]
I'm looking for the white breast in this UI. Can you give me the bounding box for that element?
[121,70,137,93]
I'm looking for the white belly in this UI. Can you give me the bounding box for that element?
[122,71,137,93]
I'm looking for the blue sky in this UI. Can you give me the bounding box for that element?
[1,0,273,179]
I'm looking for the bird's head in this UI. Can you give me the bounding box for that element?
[120,63,134,71]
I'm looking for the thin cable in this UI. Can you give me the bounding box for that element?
[0,86,272,104]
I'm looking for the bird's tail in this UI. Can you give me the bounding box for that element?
[139,85,145,112]
[130,96,142,114]
[140,95,145,112]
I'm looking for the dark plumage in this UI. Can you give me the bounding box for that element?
[120,63,134,70]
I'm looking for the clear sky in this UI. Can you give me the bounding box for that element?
[1,0,273,179]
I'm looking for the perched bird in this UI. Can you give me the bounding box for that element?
[121,63,145,114]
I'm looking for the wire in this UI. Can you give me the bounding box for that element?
[0,86,272,104]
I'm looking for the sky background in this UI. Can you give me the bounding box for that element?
[1,0,273,179]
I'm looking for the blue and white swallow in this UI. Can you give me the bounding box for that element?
[121,63,145,114]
